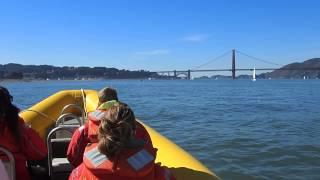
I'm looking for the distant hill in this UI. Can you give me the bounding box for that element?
[260,58,320,79]
[0,63,162,80]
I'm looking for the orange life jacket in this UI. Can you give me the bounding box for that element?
[87,101,152,144]
[87,109,106,142]
[87,100,118,142]
[67,101,152,167]
[70,141,176,180]
[80,141,157,179]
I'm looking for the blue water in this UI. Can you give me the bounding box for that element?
[2,80,320,180]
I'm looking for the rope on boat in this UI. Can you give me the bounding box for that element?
[20,109,56,127]
[20,89,87,127]
[81,89,87,118]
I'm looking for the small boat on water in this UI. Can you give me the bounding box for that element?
[17,90,219,180]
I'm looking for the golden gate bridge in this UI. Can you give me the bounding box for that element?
[154,49,320,80]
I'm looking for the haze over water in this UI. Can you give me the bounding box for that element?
[3,80,320,180]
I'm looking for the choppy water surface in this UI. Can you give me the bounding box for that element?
[3,80,320,180]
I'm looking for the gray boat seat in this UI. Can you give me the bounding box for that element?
[55,113,82,129]
[47,125,79,180]
[54,110,83,138]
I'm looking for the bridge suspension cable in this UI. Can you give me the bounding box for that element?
[192,50,231,70]
[236,50,283,67]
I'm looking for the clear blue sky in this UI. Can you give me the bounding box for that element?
[1,0,320,71]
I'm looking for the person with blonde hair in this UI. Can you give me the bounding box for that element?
[67,87,152,167]
[69,103,174,180]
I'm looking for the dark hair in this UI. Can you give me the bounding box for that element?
[0,86,21,143]
[98,87,118,103]
[98,103,136,158]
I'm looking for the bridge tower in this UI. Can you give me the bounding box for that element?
[232,49,236,79]
[174,70,177,78]
[187,69,191,80]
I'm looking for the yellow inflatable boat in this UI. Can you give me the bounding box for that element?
[19,90,219,180]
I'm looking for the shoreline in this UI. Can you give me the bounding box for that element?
[1,78,319,83]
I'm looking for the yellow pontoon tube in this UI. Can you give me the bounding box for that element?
[20,90,220,180]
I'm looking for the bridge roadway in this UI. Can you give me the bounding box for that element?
[155,67,320,79]
[156,67,320,73]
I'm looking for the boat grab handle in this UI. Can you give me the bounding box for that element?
[60,104,85,124]
[55,113,82,127]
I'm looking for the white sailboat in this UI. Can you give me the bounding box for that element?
[252,68,256,81]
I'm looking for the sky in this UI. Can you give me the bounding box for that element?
[0,0,320,72]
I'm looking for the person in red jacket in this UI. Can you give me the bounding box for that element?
[69,102,174,180]
[67,87,152,167]
[0,86,48,180]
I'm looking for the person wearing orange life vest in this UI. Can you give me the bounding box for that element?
[69,102,175,180]
[67,87,152,167]
[0,86,47,180]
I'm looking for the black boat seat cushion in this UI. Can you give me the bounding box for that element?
[51,138,71,158]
